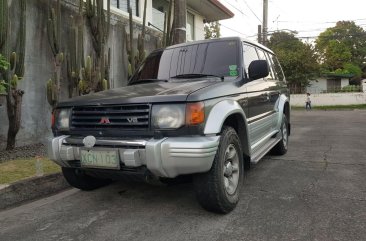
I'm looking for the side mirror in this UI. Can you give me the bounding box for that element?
[248,60,269,81]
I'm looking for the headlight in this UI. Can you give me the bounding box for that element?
[152,104,185,129]
[54,108,71,131]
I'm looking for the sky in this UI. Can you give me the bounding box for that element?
[219,0,366,42]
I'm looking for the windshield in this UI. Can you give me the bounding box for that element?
[129,40,240,85]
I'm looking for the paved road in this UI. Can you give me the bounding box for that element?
[1,110,365,241]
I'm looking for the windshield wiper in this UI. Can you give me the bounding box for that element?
[171,74,224,81]
[128,79,168,86]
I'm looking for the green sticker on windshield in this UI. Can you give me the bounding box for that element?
[229,65,237,71]
[229,70,238,76]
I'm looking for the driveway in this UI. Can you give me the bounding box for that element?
[0,110,365,241]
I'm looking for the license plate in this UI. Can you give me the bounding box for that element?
[80,150,120,169]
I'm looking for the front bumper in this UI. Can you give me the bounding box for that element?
[47,135,220,178]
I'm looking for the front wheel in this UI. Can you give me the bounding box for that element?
[62,167,111,191]
[193,126,244,214]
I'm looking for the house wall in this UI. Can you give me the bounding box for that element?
[341,78,349,88]
[307,78,350,94]
[291,93,366,107]
[307,78,327,93]
[110,0,206,41]
[0,0,162,149]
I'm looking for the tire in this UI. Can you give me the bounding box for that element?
[193,126,244,214]
[271,115,289,155]
[62,167,111,191]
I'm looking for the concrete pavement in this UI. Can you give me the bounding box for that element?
[0,110,365,241]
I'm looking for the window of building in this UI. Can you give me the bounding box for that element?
[152,0,168,31]
[111,0,139,17]
[187,12,195,41]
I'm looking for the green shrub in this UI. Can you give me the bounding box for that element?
[340,85,361,92]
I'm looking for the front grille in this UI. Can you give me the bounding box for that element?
[71,104,150,130]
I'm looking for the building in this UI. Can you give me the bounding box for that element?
[306,73,354,94]
[109,0,234,41]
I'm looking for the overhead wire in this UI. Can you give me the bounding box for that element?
[242,0,262,24]
[221,0,247,17]
[220,23,249,37]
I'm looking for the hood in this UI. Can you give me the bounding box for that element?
[58,78,221,107]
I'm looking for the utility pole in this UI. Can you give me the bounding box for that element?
[262,0,268,46]
[172,0,186,44]
[257,25,262,44]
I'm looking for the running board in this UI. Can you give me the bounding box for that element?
[250,136,281,164]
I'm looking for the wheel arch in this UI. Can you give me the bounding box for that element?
[277,94,291,136]
[204,100,251,159]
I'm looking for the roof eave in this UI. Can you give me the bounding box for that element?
[187,0,234,22]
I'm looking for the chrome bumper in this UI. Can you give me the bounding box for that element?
[47,135,220,178]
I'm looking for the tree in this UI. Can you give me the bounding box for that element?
[316,21,366,77]
[268,31,319,93]
[204,21,221,39]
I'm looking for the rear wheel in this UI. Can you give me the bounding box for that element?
[193,126,244,214]
[271,115,289,155]
[62,167,111,191]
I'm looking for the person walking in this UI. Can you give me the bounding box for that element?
[305,93,311,110]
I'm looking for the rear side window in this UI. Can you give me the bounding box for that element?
[268,54,285,81]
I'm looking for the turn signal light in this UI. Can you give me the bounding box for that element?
[186,102,205,125]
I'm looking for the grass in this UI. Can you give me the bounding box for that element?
[292,104,366,110]
[0,157,60,185]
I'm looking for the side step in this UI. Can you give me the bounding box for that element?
[250,136,281,164]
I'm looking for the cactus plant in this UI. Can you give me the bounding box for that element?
[84,0,111,92]
[66,0,84,98]
[0,0,8,52]
[126,0,148,78]
[78,54,109,95]
[46,0,63,107]
[0,0,26,150]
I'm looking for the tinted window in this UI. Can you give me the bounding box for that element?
[242,44,259,78]
[268,54,285,81]
[135,51,162,80]
[130,40,240,84]
[256,48,274,79]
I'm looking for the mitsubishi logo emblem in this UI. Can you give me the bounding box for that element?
[100,117,111,124]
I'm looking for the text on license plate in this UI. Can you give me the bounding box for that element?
[80,150,120,169]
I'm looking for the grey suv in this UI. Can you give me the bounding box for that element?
[48,37,290,213]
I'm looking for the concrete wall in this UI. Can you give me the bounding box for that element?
[291,93,366,107]
[0,0,162,149]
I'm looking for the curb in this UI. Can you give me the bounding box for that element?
[0,172,70,210]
